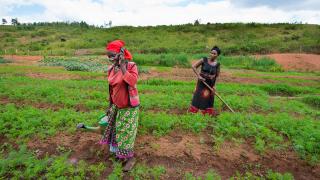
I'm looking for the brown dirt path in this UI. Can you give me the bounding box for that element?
[263,53,320,72]
[3,55,43,65]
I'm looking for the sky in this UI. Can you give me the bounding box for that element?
[1,0,320,26]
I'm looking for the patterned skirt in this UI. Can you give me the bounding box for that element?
[100,104,139,159]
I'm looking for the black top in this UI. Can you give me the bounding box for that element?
[200,57,220,80]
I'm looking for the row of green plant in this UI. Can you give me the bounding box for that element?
[108,161,166,180]
[134,53,189,67]
[1,143,293,180]
[1,98,319,162]
[0,74,318,118]
[39,54,284,71]
[214,112,320,164]
[41,57,109,72]
[0,65,319,164]
[0,104,101,140]
[185,169,293,180]
[1,23,320,56]
[0,145,105,179]
[218,56,284,72]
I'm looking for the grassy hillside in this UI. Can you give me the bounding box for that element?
[0,22,319,56]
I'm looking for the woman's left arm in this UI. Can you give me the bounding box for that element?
[120,62,138,86]
[216,63,221,79]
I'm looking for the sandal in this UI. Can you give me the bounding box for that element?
[123,157,136,172]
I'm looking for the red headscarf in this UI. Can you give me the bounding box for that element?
[106,40,132,60]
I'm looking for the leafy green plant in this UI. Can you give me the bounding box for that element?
[185,169,221,180]
[41,57,108,72]
[261,84,314,96]
[219,56,283,72]
[230,170,293,180]
[0,145,49,179]
[107,160,123,180]
[302,95,320,109]
[130,164,166,180]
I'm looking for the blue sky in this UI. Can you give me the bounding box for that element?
[1,0,319,26]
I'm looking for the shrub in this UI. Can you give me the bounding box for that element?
[261,84,313,96]
[302,95,320,109]
[219,56,283,72]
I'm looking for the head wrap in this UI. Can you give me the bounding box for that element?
[211,46,221,56]
[106,40,132,60]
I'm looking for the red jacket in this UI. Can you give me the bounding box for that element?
[107,62,140,108]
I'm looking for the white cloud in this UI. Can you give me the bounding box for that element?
[1,0,319,26]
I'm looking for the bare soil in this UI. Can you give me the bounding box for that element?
[0,96,90,112]
[262,53,320,72]
[27,131,320,180]
[3,55,43,65]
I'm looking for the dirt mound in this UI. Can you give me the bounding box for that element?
[28,131,108,164]
[137,131,319,179]
[27,131,320,179]
[265,53,320,72]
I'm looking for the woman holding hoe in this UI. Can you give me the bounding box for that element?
[188,46,221,116]
[78,40,140,171]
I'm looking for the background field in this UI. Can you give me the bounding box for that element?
[0,23,320,179]
[1,23,320,56]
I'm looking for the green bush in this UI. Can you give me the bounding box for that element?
[302,95,320,109]
[130,164,166,180]
[134,53,189,67]
[219,56,283,72]
[261,84,313,96]
[41,57,108,72]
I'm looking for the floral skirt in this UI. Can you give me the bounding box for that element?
[100,104,139,159]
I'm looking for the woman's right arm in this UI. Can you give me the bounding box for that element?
[192,59,205,81]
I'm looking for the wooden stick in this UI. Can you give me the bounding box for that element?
[200,80,235,113]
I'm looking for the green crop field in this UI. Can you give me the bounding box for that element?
[1,53,319,179]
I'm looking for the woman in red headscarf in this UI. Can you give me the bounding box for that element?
[102,40,140,171]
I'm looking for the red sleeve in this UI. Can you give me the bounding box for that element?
[123,63,138,86]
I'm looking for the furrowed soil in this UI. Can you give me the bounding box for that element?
[27,131,320,179]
